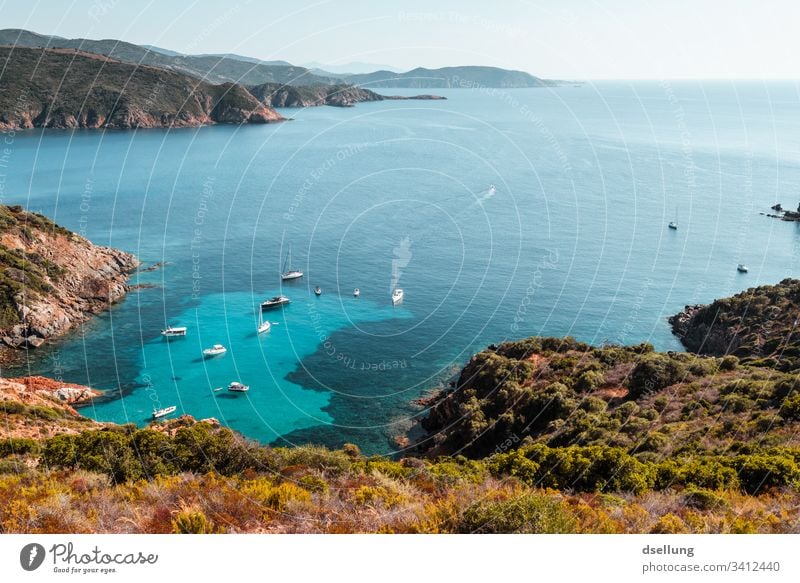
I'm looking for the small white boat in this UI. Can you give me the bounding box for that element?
[261,295,290,309]
[228,381,249,392]
[737,264,749,273]
[161,326,187,337]
[152,405,177,419]
[391,288,404,304]
[202,344,227,357]
[258,311,271,334]
[314,286,322,296]
[213,386,224,392]
[281,244,303,281]
[353,288,360,297]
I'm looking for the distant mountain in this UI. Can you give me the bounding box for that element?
[139,44,183,57]
[198,53,293,67]
[248,83,446,108]
[345,66,554,88]
[0,29,555,89]
[0,47,284,130]
[0,29,336,86]
[303,61,403,75]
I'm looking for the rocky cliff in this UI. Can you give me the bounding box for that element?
[0,205,138,349]
[0,47,284,130]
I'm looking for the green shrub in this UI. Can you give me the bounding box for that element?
[733,454,800,494]
[779,392,800,421]
[458,493,576,533]
[720,355,739,371]
[576,370,605,392]
[628,354,687,399]
[171,507,218,534]
[682,487,729,511]
[656,458,740,490]
[492,444,654,494]
[0,438,39,458]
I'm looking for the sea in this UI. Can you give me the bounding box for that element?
[2,81,800,454]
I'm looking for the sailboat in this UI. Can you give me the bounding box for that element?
[668,206,678,230]
[281,244,303,280]
[258,310,271,334]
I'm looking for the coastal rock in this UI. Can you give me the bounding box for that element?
[0,375,103,438]
[0,205,139,350]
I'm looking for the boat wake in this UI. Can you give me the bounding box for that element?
[472,184,497,207]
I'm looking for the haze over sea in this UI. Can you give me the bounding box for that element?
[3,81,800,454]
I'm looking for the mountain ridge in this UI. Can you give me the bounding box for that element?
[0,46,285,130]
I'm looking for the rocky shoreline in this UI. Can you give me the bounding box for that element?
[0,205,139,351]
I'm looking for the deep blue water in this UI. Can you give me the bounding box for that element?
[2,81,800,454]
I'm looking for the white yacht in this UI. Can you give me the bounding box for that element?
[281,244,303,280]
[391,288,404,304]
[152,405,177,419]
[228,381,250,392]
[202,344,227,357]
[161,326,187,337]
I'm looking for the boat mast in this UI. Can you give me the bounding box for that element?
[283,244,291,273]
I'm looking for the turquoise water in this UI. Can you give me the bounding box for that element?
[3,81,800,453]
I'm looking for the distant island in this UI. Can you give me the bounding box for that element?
[345,66,554,89]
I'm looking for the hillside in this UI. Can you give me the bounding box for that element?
[0,376,102,439]
[0,47,284,129]
[0,204,138,349]
[345,66,554,88]
[670,278,800,371]
[0,28,335,86]
[248,83,447,108]
[416,336,800,461]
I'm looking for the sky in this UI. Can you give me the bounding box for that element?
[0,0,796,79]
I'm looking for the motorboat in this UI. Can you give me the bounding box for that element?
[161,326,187,337]
[228,381,250,392]
[202,344,227,357]
[737,264,749,273]
[261,295,290,309]
[314,286,322,296]
[353,288,360,297]
[281,243,303,281]
[152,405,177,419]
[391,288,404,304]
